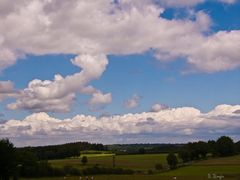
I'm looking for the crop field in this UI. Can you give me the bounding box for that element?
[26,154,240,180]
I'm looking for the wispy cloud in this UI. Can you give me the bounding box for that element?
[124,94,142,109]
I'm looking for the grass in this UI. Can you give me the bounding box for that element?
[161,165,240,176]
[50,154,168,170]
[162,155,240,178]
[195,155,240,166]
[80,150,114,157]
[28,154,240,180]
[22,174,239,180]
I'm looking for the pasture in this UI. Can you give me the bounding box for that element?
[25,154,240,180]
[50,153,168,171]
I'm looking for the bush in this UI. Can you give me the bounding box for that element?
[155,163,163,171]
[147,169,153,174]
[81,156,88,165]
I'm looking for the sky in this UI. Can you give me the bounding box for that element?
[0,0,240,147]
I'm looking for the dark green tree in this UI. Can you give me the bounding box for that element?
[178,149,191,163]
[17,151,38,177]
[216,136,235,157]
[197,141,208,158]
[0,139,17,180]
[235,141,240,154]
[138,148,146,154]
[81,156,88,165]
[208,140,217,157]
[166,153,178,169]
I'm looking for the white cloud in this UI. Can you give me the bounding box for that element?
[0,81,14,93]
[7,54,111,112]
[156,0,237,7]
[0,104,239,146]
[157,0,205,7]
[0,0,239,72]
[0,81,17,101]
[124,94,142,109]
[0,0,240,112]
[151,103,169,112]
[89,92,112,106]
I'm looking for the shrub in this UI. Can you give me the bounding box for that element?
[155,163,163,171]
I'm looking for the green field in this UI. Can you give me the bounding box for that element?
[25,154,240,180]
[50,154,168,170]
[161,155,240,179]
[22,175,239,180]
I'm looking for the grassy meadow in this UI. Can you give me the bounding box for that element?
[24,154,240,180]
[50,153,168,170]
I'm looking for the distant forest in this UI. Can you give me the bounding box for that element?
[16,136,240,160]
[17,142,106,160]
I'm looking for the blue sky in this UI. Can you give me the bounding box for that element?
[0,0,239,146]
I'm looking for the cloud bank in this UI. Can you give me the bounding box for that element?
[0,0,240,112]
[1,0,239,73]
[0,104,239,146]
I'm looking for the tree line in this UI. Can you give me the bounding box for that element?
[0,140,106,179]
[17,141,105,160]
[166,136,240,170]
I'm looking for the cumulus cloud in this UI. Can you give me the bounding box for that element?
[151,103,169,112]
[124,94,142,109]
[156,0,237,7]
[0,81,17,101]
[0,0,240,112]
[0,104,239,146]
[7,54,111,112]
[0,0,239,72]
[157,0,205,7]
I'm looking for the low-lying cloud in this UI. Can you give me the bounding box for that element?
[0,104,239,146]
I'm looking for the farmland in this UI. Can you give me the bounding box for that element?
[29,154,240,180]
[50,153,168,171]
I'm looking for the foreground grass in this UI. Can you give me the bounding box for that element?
[162,165,240,176]
[21,174,240,180]
[162,155,240,178]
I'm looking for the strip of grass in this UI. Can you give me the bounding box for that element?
[161,165,240,176]
[195,155,240,166]
[21,174,239,180]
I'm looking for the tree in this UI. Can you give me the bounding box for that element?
[235,141,240,154]
[197,141,208,159]
[0,139,17,180]
[138,148,146,154]
[178,149,191,163]
[208,140,217,157]
[216,136,235,157]
[166,153,178,169]
[81,156,88,165]
[17,150,38,177]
